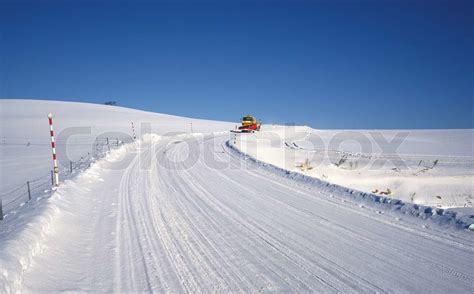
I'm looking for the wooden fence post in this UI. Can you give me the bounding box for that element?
[131,122,137,140]
[27,181,31,201]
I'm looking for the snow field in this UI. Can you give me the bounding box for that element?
[1,100,473,292]
[233,125,473,208]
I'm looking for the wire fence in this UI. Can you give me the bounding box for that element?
[0,137,128,220]
[0,136,125,146]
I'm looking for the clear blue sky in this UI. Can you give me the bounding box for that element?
[1,0,472,128]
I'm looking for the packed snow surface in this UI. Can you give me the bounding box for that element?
[1,100,473,292]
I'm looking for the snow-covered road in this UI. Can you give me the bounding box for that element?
[18,133,474,292]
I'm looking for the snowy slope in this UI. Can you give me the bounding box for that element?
[0,99,233,193]
[234,125,474,208]
[1,100,473,292]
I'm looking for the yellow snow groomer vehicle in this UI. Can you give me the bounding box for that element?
[238,115,261,132]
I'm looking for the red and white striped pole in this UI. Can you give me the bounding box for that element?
[48,113,59,186]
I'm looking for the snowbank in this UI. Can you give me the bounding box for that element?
[232,125,473,208]
[226,140,474,230]
[0,144,128,292]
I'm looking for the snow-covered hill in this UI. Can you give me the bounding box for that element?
[1,100,473,292]
[0,99,233,192]
[234,125,474,208]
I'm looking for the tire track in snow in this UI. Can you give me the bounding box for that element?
[115,149,155,291]
[252,171,474,284]
[151,156,253,291]
[219,139,474,290]
[157,134,474,292]
[162,136,364,292]
[219,139,474,289]
[193,154,385,291]
[17,133,474,292]
[160,136,301,291]
[161,145,312,289]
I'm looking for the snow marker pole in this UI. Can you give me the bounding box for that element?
[48,113,59,186]
[131,122,137,141]
[0,198,3,220]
